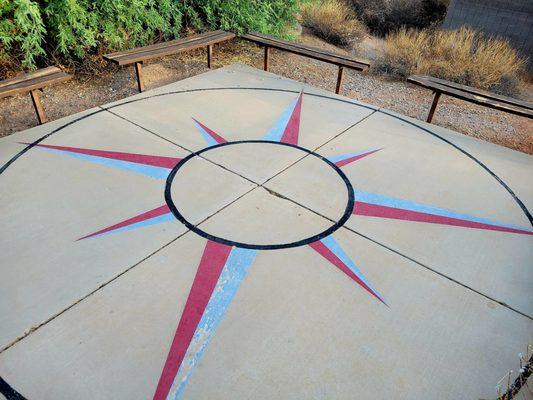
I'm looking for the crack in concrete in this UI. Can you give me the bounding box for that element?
[100,106,533,320]
[2,86,528,398]
[0,106,374,353]
[257,180,533,321]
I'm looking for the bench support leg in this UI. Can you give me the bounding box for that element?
[427,91,441,123]
[134,61,145,93]
[30,89,47,124]
[335,66,344,94]
[264,46,270,71]
[207,44,213,69]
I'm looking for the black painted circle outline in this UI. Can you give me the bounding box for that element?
[164,140,354,250]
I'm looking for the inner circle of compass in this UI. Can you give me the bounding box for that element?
[165,140,354,250]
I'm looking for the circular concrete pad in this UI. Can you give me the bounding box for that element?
[0,65,531,400]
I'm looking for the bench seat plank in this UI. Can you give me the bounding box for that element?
[104,30,229,60]
[242,32,370,70]
[0,67,71,99]
[0,67,59,89]
[409,75,532,111]
[104,30,235,66]
[0,66,72,124]
[408,75,533,119]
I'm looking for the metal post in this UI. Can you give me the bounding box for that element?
[426,91,441,123]
[335,66,344,94]
[30,89,47,124]
[264,46,270,71]
[207,44,213,69]
[134,61,145,92]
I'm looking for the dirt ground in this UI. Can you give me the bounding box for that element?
[1,33,532,154]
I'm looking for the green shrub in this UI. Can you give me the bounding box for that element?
[0,0,46,68]
[197,0,297,37]
[0,0,297,73]
[93,0,183,51]
[43,0,97,59]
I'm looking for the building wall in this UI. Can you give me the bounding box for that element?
[443,0,533,68]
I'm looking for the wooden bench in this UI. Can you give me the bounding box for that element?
[0,66,72,124]
[241,32,370,95]
[408,74,533,123]
[103,30,235,92]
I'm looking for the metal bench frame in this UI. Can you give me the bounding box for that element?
[241,32,370,95]
[408,75,533,123]
[0,67,72,124]
[103,30,235,92]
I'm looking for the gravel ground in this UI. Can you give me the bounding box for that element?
[1,34,531,154]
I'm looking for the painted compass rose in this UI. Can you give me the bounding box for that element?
[23,91,532,400]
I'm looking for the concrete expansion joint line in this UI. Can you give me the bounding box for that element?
[0,233,185,355]
[101,104,530,320]
[0,175,265,356]
[257,181,533,322]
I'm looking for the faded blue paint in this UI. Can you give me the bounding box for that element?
[262,95,299,142]
[169,247,257,400]
[193,119,219,147]
[84,213,174,239]
[321,235,383,301]
[354,190,530,231]
[34,147,170,179]
[327,149,377,163]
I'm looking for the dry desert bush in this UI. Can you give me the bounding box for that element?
[300,0,366,47]
[349,0,448,36]
[374,27,526,95]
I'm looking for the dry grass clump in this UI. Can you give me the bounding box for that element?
[300,0,366,47]
[375,27,526,95]
[375,28,430,77]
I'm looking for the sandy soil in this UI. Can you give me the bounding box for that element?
[1,34,531,154]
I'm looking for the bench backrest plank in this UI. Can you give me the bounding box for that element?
[104,30,235,66]
[242,32,370,70]
[408,75,533,119]
[0,67,71,98]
